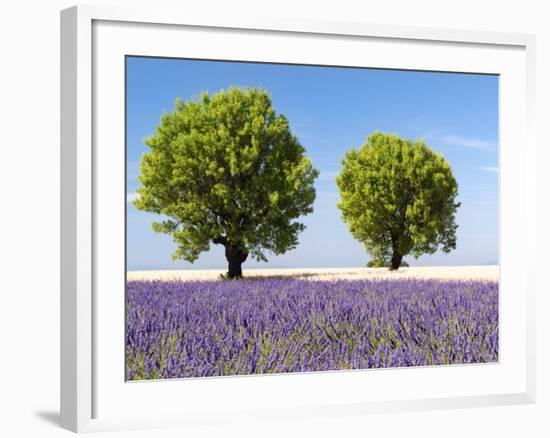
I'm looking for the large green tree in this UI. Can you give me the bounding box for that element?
[336,132,460,270]
[134,87,318,278]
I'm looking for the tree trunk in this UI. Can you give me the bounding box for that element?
[225,245,248,279]
[389,251,403,271]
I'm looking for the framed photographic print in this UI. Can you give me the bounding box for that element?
[60,4,536,433]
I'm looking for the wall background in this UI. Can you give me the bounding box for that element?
[0,1,547,437]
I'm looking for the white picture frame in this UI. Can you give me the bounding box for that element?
[60,4,537,433]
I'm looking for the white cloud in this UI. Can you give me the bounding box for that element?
[405,122,496,150]
[127,192,140,203]
[481,166,499,173]
[296,133,331,145]
[440,135,496,149]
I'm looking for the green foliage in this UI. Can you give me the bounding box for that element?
[337,132,460,269]
[134,87,319,268]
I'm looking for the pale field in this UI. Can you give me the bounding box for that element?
[127,265,498,282]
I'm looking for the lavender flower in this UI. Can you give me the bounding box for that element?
[126,278,498,380]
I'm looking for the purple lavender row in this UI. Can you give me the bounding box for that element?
[126,278,498,380]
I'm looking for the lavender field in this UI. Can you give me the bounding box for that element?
[126,278,498,380]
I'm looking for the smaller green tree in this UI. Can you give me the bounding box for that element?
[337,132,460,270]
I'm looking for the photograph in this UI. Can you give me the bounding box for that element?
[125,57,499,381]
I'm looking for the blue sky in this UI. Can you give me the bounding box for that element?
[126,57,498,270]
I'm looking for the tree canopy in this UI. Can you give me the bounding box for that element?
[133,87,319,278]
[336,132,460,270]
